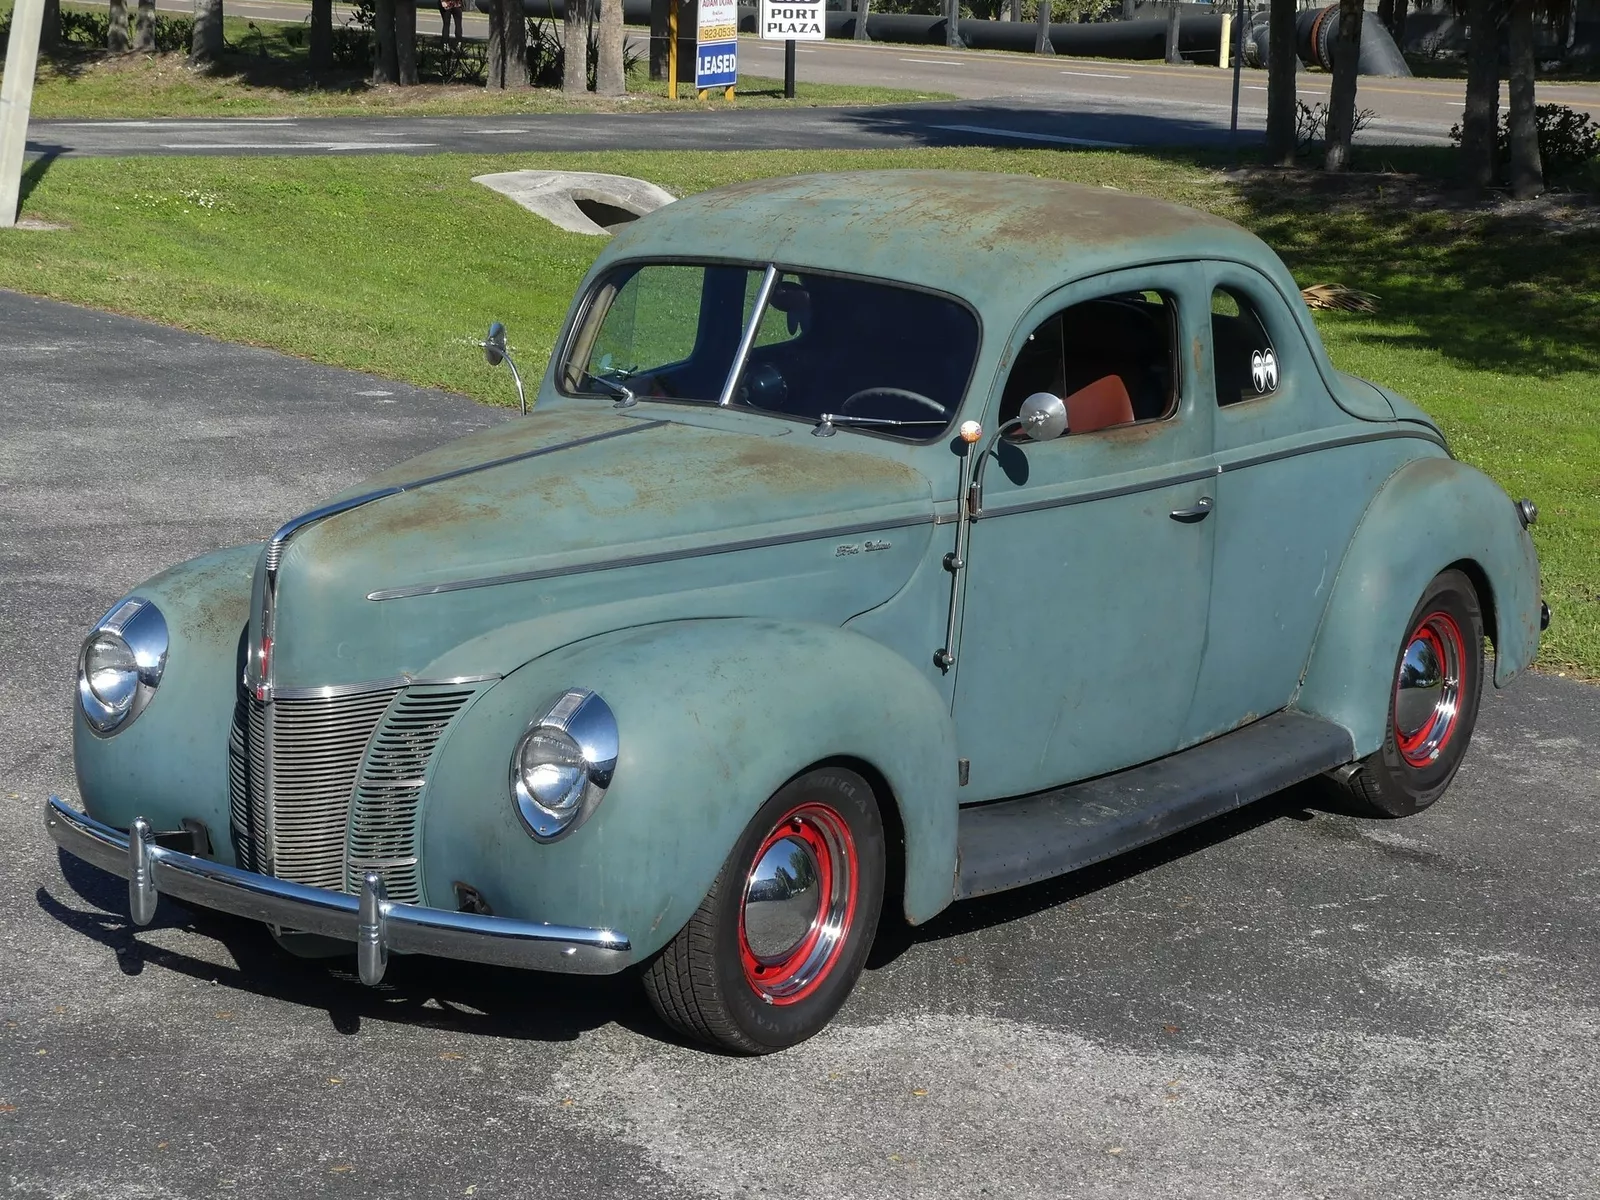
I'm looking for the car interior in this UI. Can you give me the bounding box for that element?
[1210,288,1279,406]
[999,293,1178,437]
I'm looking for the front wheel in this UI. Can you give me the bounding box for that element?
[642,766,885,1054]
[1325,568,1485,818]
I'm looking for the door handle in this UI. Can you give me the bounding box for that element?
[1169,496,1214,523]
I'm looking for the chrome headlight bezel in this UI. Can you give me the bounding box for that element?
[77,598,169,736]
[510,689,618,842]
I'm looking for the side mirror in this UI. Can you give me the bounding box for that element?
[1018,392,1068,441]
[483,321,508,367]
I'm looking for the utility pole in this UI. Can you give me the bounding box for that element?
[0,0,46,227]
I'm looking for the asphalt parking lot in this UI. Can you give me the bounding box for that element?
[3,289,1598,1199]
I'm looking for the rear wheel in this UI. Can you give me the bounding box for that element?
[643,766,885,1054]
[1325,569,1485,818]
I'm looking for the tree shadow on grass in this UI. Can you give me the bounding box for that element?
[1220,161,1600,378]
[18,149,58,208]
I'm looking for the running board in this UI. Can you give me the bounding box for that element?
[954,712,1355,900]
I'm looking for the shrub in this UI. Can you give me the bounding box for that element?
[1294,99,1377,157]
[1450,103,1600,184]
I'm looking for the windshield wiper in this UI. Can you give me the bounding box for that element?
[813,413,946,438]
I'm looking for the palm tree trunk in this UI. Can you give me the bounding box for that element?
[1265,0,1297,165]
[1120,0,1133,17]
[133,0,154,50]
[372,0,398,82]
[1376,0,1394,39]
[108,0,130,51]
[396,0,418,83]
[1164,0,1181,63]
[649,0,668,78]
[563,0,589,92]
[1323,0,1362,171]
[856,0,871,40]
[309,0,332,70]
[1458,0,1502,189]
[486,0,527,87]
[1506,0,1542,197]
[945,0,960,49]
[190,0,223,62]
[41,0,60,52]
[596,0,625,93]
[1389,0,1408,44]
[1034,0,1053,54]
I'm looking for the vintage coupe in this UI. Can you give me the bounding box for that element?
[48,172,1547,1053]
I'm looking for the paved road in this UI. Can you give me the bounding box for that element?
[25,0,1598,157]
[4,289,1599,1198]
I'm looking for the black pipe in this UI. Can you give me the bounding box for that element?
[1295,5,1411,77]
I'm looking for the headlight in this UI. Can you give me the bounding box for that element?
[511,689,617,841]
[77,598,168,735]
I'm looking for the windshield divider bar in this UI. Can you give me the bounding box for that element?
[718,264,779,408]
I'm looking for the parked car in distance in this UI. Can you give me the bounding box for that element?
[48,171,1547,1053]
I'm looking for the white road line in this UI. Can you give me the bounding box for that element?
[931,123,1131,148]
[56,120,297,127]
[158,141,440,150]
[1060,69,1131,79]
[899,57,963,65]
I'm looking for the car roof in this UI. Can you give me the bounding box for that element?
[597,170,1276,314]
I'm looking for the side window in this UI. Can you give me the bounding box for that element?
[1211,287,1279,406]
[1000,290,1178,438]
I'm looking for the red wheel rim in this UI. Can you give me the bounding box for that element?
[737,802,858,1006]
[1393,610,1467,768]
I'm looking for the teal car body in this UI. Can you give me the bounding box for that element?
[52,171,1544,1000]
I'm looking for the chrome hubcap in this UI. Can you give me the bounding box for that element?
[1394,612,1464,768]
[743,835,821,961]
[738,805,858,1005]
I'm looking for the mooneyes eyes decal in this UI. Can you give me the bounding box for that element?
[1250,349,1279,394]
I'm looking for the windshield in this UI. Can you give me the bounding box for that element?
[559,262,980,440]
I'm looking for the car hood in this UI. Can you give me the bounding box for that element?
[264,407,937,686]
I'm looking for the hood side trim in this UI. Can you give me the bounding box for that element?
[366,512,935,602]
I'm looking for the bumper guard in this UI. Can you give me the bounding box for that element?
[44,796,632,985]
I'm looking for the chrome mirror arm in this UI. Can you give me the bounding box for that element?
[500,351,528,417]
[968,417,1022,517]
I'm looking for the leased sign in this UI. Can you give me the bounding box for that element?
[696,0,738,89]
[758,0,825,40]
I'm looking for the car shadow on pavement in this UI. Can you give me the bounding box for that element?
[40,847,665,1045]
[867,780,1331,970]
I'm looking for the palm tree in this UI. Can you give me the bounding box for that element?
[564,0,589,92]
[487,0,528,88]
[1264,0,1297,165]
[1324,0,1364,171]
[108,0,129,51]
[1457,0,1504,190]
[597,0,627,95]
[190,0,223,62]
[1506,0,1544,197]
[134,0,154,50]
[309,0,332,71]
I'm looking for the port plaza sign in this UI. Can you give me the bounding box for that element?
[758,0,825,40]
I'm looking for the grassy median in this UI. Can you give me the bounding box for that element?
[0,147,1594,676]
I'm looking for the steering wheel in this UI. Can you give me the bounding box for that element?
[839,387,947,417]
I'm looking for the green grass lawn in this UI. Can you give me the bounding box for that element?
[0,7,953,116]
[0,147,1594,677]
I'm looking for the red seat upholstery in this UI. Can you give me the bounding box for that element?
[1064,374,1135,435]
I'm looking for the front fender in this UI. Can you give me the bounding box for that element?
[420,618,958,960]
[1295,457,1541,756]
[72,544,259,852]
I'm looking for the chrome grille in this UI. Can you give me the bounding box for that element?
[347,687,476,904]
[270,688,401,889]
[227,681,478,900]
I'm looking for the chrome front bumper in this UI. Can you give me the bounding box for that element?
[44,796,632,985]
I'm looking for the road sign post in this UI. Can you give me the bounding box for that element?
[0,0,46,227]
[758,0,824,99]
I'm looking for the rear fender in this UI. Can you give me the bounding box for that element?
[420,618,958,961]
[1295,457,1541,756]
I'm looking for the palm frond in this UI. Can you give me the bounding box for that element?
[1301,283,1380,312]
